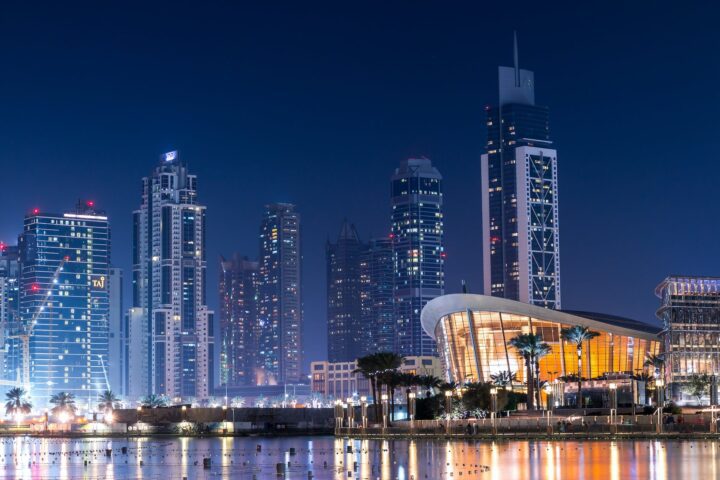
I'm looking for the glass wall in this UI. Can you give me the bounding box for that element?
[435,310,660,385]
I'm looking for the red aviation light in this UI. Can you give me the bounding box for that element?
[87,200,95,207]
[0,242,5,252]
[31,283,40,292]
[440,252,447,259]
[32,208,40,215]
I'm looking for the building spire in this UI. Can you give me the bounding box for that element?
[513,30,520,87]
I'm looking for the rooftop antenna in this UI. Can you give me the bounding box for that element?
[462,280,468,294]
[513,30,520,87]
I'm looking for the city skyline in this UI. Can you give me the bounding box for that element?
[0,3,718,371]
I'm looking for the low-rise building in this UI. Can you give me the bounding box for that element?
[310,356,443,401]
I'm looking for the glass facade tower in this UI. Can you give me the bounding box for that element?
[219,254,259,386]
[258,203,302,385]
[391,158,444,357]
[130,151,213,400]
[326,220,365,362]
[481,35,561,309]
[359,238,395,354]
[0,245,21,382]
[18,202,110,407]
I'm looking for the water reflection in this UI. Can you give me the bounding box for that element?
[0,436,716,479]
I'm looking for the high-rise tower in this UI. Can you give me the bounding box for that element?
[257,203,302,385]
[130,151,213,400]
[0,245,20,382]
[326,220,364,362]
[19,201,110,407]
[391,158,444,357]
[219,254,259,386]
[359,237,395,354]
[481,33,561,308]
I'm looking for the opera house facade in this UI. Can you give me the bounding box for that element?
[421,294,662,386]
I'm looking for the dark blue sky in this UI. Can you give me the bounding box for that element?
[1,2,718,369]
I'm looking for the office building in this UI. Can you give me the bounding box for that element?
[0,244,20,381]
[391,158,444,357]
[257,203,302,385]
[18,201,110,407]
[656,276,720,404]
[130,151,213,401]
[219,254,259,387]
[359,237,395,354]
[481,34,561,308]
[326,220,365,362]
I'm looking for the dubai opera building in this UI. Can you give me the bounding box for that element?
[421,294,662,386]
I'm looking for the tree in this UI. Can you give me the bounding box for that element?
[561,326,600,408]
[50,392,77,416]
[231,396,245,408]
[508,333,552,410]
[684,373,711,404]
[354,354,382,420]
[490,370,517,390]
[97,390,120,412]
[140,394,169,408]
[416,375,442,398]
[645,354,665,385]
[4,387,32,418]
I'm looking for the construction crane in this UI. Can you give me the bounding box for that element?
[10,256,68,388]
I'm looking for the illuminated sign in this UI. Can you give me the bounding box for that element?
[91,275,106,290]
[163,151,178,162]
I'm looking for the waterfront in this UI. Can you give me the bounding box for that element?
[0,436,719,479]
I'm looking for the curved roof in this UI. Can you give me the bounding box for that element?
[421,294,660,342]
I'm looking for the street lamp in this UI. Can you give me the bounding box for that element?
[408,392,416,428]
[360,396,368,429]
[444,390,453,433]
[655,378,665,408]
[490,388,498,434]
[381,394,389,429]
[609,383,618,428]
[346,397,355,428]
[334,400,344,432]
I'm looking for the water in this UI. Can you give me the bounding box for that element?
[0,435,717,479]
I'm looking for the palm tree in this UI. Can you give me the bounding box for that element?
[5,387,32,418]
[97,390,120,412]
[490,370,517,390]
[561,326,600,408]
[354,354,381,420]
[508,333,552,409]
[416,375,442,398]
[645,354,665,381]
[140,394,169,408]
[49,392,77,416]
[231,396,245,408]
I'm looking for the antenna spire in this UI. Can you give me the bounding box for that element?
[513,30,520,87]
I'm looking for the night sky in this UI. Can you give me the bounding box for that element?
[1,2,718,371]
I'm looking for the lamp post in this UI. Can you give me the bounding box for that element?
[444,390,453,434]
[346,397,355,428]
[490,387,498,435]
[381,394,389,429]
[408,392,416,429]
[360,396,368,429]
[655,378,665,408]
[334,400,344,433]
[609,383,617,432]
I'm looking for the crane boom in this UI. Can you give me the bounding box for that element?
[11,257,67,388]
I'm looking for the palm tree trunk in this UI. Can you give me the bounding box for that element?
[577,346,583,408]
[370,376,378,422]
[526,357,534,410]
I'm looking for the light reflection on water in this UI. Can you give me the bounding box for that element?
[0,436,716,479]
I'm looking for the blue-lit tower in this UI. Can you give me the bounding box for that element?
[391,158,444,357]
[19,201,110,407]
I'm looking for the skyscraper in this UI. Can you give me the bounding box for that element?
[359,237,395,354]
[130,151,213,400]
[391,158,444,357]
[18,201,110,407]
[326,220,364,362]
[0,244,20,381]
[219,254,259,387]
[257,203,302,385]
[481,34,561,309]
